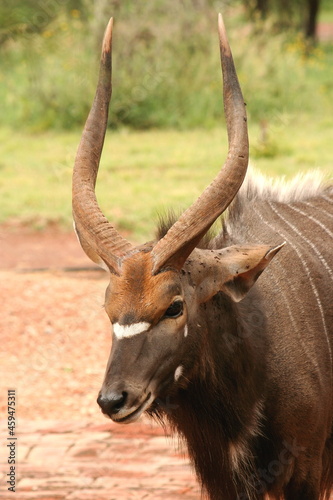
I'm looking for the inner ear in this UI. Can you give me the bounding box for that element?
[222,243,285,302]
[224,267,265,302]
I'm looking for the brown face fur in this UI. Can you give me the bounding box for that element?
[97,244,282,424]
[104,251,186,328]
[98,251,192,424]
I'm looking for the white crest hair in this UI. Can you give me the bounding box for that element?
[240,167,329,204]
[222,167,332,238]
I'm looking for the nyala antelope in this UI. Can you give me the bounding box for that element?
[72,15,333,500]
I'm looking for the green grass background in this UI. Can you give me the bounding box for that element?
[0,2,332,241]
[1,118,332,241]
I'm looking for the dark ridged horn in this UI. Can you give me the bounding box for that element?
[151,13,249,274]
[72,18,133,274]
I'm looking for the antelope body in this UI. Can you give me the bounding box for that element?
[72,16,333,500]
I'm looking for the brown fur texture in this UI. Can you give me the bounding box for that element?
[153,173,333,499]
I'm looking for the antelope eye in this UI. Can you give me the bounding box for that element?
[164,300,183,319]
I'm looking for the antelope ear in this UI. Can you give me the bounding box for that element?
[73,221,109,271]
[221,243,285,302]
[194,243,285,304]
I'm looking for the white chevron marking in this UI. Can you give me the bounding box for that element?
[113,322,151,339]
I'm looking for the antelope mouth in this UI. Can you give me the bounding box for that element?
[112,392,153,424]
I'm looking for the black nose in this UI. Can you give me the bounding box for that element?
[97,391,128,416]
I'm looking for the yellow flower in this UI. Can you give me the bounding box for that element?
[42,30,53,38]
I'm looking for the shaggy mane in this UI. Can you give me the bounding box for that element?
[156,169,332,250]
[156,209,213,249]
[156,209,179,240]
[236,168,330,204]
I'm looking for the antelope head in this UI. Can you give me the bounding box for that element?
[72,15,282,423]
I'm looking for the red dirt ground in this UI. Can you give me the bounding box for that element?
[0,225,111,422]
[0,227,200,499]
[1,226,333,499]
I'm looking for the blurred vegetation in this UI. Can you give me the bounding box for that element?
[0,1,332,235]
[0,0,332,131]
[0,122,331,239]
[242,0,321,39]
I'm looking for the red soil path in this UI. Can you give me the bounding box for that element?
[0,227,200,499]
[2,165,333,499]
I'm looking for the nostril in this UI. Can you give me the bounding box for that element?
[97,391,128,416]
[112,391,127,412]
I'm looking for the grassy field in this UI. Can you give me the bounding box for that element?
[0,3,332,240]
[1,115,332,241]
[1,4,333,131]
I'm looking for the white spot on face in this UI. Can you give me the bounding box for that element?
[184,325,188,337]
[113,322,151,339]
[174,365,183,382]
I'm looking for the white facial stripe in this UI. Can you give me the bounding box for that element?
[184,325,188,337]
[113,322,151,339]
[174,365,183,382]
